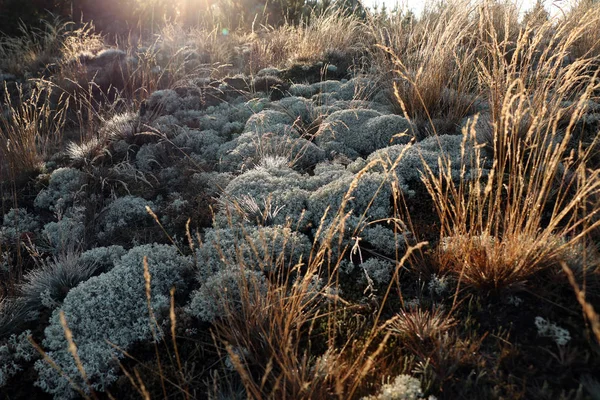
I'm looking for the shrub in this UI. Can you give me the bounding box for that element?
[359,258,395,286]
[145,89,182,116]
[34,167,86,213]
[316,109,413,159]
[96,196,155,243]
[361,374,428,400]
[243,109,296,135]
[269,96,316,125]
[289,83,317,98]
[0,208,40,244]
[307,171,392,235]
[35,244,191,398]
[0,330,36,388]
[197,225,312,281]
[219,131,326,172]
[219,162,312,227]
[134,141,170,172]
[368,133,484,197]
[170,128,225,165]
[41,209,86,252]
[361,224,408,256]
[78,245,126,274]
[187,268,268,323]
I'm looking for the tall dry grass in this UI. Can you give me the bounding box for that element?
[370,0,480,136]
[0,17,103,76]
[422,9,600,294]
[0,80,68,177]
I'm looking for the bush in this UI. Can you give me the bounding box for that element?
[78,245,126,274]
[361,374,428,400]
[0,208,40,244]
[368,133,485,197]
[219,161,312,227]
[361,224,408,256]
[197,225,312,281]
[187,268,268,323]
[316,109,413,159]
[41,208,86,252]
[35,244,191,398]
[269,96,316,125]
[34,168,86,213]
[307,170,392,235]
[359,258,395,286]
[243,109,296,135]
[96,196,155,243]
[219,131,326,172]
[0,330,36,388]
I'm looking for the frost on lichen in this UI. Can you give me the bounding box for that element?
[0,208,40,243]
[362,374,429,400]
[35,244,191,399]
[307,171,392,235]
[96,196,155,242]
[0,330,36,388]
[187,268,267,323]
[197,225,312,281]
[219,161,312,226]
[368,133,485,197]
[34,168,86,212]
[316,109,413,159]
[41,208,85,252]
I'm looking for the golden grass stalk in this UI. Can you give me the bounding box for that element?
[0,80,68,177]
[142,256,168,399]
[372,0,479,134]
[422,9,600,294]
[59,311,98,400]
[561,262,600,344]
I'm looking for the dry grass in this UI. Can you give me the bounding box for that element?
[422,8,600,294]
[371,0,480,136]
[291,7,368,67]
[3,1,600,398]
[0,80,68,177]
[0,17,103,76]
[562,0,600,60]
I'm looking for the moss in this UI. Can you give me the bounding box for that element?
[35,244,191,398]
[197,225,312,281]
[34,168,86,213]
[316,109,413,159]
